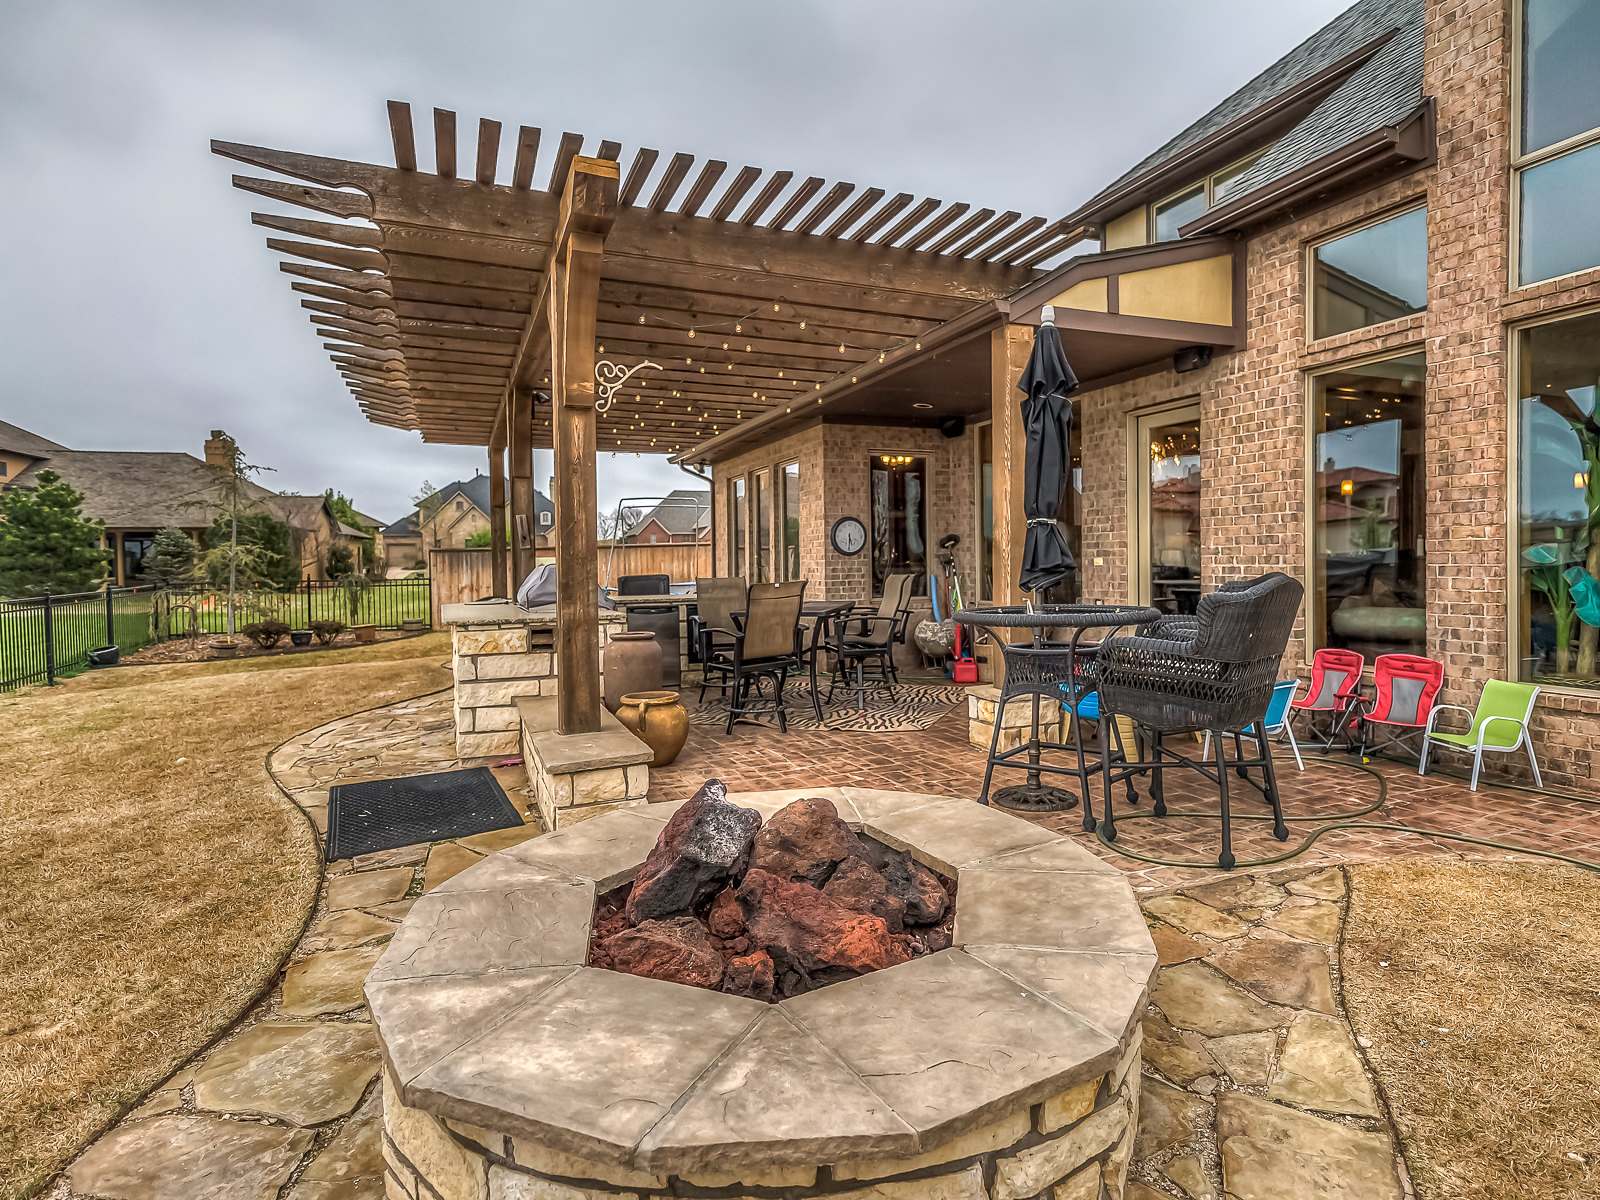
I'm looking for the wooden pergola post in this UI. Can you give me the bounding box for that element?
[547,157,619,735]
[487,438,508,598]
[508,389,535,591]
[991,323,1034,608]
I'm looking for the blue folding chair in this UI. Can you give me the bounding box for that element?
[1203,679,1304,771]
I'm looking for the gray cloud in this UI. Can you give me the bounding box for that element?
[0,0,1350,523]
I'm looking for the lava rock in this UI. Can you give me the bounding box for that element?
[921,925,953,954]
[820,855,907,932]
[737,867,893,979]
[603,916,725,989]
[723,950,776,1002]
[707,886,745,938]
[884,850,948,925]
[626,779,762,924]
[747,797,866,887]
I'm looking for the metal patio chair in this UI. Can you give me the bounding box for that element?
[693,576,745,703]
[797,600,855,721]
[1095,571,1305,869]
[706,580,806,733]
[827,572,915,708]
[1419,679,1543,791]
[1351,653,1444,760]
[1290,647,1366,750]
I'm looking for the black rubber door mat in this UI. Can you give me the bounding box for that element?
[326,767,524,861]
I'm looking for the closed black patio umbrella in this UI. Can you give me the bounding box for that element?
[1018,307,1079,595]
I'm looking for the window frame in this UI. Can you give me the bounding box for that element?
[1506,299,1600,696]
[1304,201,1429,342]
[1511,0,1600,289]
[777,460,801,581]
[1145,149,1270,243]
[867,449,929,599]
[1302,343,1427,668]
[751,466,772,584]
[728,476,747,577]
[1149,183,1206,243]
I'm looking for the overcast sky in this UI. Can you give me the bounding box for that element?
[1,0,1351,525]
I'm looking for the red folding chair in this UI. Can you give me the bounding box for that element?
[1353,653,1444,760]
[1291,648,1365,750]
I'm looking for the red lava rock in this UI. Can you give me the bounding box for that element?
[821,855,907,932]
[730,936,750,955]
[884,850,948,925]
[707,886,745,939]
[737,867,892,979]
[921,925,953,954]
[723,950,776,1002]
[603,916,725,989]
[747,797,866,887]
[626,779,762,925]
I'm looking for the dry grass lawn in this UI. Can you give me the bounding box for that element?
[1342,861,1600,1200]
[0,634,452,1198]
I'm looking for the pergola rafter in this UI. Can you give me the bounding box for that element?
[213,101,1087,453]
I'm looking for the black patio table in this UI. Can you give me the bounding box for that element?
[956,603,1159,820]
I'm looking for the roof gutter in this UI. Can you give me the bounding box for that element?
[1064,29,1401,227]
[1177,99,1435,237]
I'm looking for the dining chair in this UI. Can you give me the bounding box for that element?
[693,576,745,703]
[828,573,914,708]
[710,580,806,733]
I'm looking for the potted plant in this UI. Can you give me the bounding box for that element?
[289,628,313,647]
[211,638,240,659]
[401,617,425,633]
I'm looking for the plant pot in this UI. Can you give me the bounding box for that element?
[616,690,689,767]
[353,624,378,644]
[211,640,239,659]
[602,631,663,712]
[87,645,120,668]
[401,618,425,633]
[289,630,313,647]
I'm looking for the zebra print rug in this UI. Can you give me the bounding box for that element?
[690,680,966,733]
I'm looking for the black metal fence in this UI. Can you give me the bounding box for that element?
[0,577,432,692]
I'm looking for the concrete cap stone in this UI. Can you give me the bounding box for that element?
[367,789,1152,1174]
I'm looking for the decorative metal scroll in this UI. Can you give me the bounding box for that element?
[594,358,662,413]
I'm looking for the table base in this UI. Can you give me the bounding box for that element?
[992,782,1079,812]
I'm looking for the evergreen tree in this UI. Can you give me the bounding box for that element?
[324,488,369,532]
[0,470,108,597]
[145,526,197,587]
[205,512,297,590]
[325,544,355,578]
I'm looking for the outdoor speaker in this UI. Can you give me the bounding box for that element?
[1174,346,1213,374]
[939,415,966,439]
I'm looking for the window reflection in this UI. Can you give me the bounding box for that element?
[780,462,800,581]
[1519,141,1600,285]
[1312,208,1427,338]
[1153,186,1205,242]
[1311,353,1426,658]
[870,454,928,596]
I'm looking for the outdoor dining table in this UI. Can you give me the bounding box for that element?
[956,603,1159,817]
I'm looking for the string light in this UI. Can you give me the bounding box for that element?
[688,328,696,338]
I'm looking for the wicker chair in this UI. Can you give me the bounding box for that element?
[1095,572,1304,869]
[693,576,746,703]
[706,580,806,733]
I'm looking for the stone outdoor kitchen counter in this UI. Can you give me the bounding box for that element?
[366,788,1157,1200]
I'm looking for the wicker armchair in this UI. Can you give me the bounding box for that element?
[1095,572,1304,869]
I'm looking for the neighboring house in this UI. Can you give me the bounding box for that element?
[0,426,367,585]
[416,473,555,551]
[623,489,711,545]
[382,512,424,569]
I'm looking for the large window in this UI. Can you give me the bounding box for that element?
[1153,185,1205,243]
[120,532,157,583]
[1517,0,1600,285]
[729,477,746,577]
[1516,310,1600,690]
[870,454,927,596]
[1311,207,1428,339]
[1310,353,1426,658]
[752,469,771,583]
[779,462,800,581]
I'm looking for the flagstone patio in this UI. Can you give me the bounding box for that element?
[46,685,1600,1200]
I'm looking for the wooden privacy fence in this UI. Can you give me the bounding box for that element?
[430,543,714,621]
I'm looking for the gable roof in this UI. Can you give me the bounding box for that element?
[383,512,419,538]
[1069,0,1425,230]
[0,420,68,459]
[266,493,336,531]
[625,489,711,538]
[427,474,553,522]
[10,450,284,529]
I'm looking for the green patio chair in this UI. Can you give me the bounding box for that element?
[1418,679,1542,791]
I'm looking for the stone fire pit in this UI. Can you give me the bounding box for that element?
[367,787,1156,1200]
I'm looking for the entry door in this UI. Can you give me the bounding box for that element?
[1133,403,1203,612]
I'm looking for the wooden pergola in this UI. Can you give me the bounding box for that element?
[214,102,1080,733]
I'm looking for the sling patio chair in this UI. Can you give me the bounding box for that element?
[796,600,856,722]
[706,580,806,734]
[1202,678,1306,771]
[1419,679,1543,791]
[1095,572,1304,870]
[1291,647,1366,750]
[1351,653,1445,760]
[827,572,915,709]
[693,576,746,703]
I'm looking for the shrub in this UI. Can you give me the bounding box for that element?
[240,619,291,649]
[309,619,346,645]
[325,545,355,578]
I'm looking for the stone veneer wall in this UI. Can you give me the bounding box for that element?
[381,1031,1144,1200]
[450,619,620,759]
[515,697,651,830]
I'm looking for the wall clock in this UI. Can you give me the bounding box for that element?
[830,516,867,556]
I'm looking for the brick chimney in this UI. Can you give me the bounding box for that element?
[203,430,235,469]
